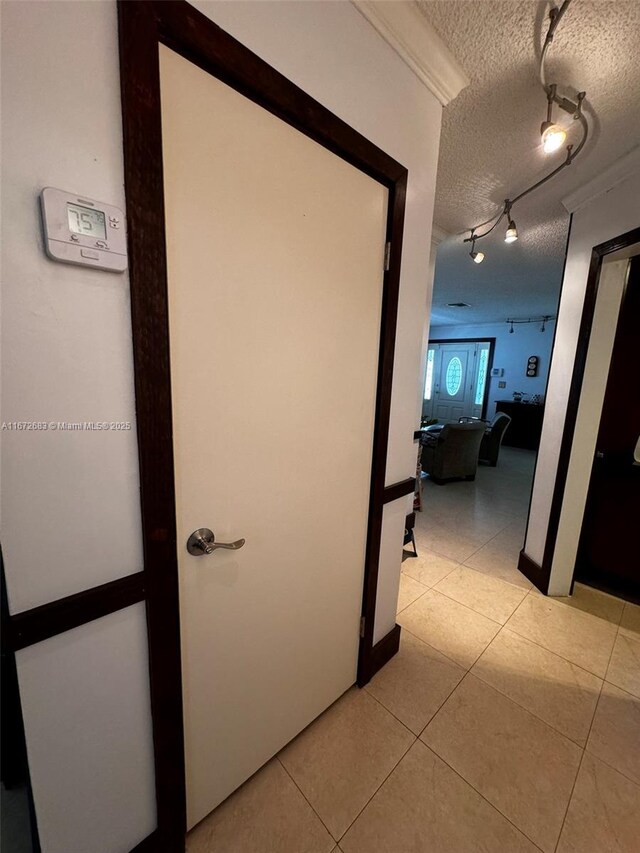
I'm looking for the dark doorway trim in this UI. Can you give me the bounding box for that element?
[426,338,496,420]
[383,478,416,504]
[5,572,145,652]
[519,226,640,592]
[118,2,407,849]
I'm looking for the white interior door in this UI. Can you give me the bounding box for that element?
[158,46,388,828]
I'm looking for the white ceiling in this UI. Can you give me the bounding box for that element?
[418,0,640,325]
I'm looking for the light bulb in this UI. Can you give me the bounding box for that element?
[470,250,485,264]
[541,122,567,154]
[505,219,518,243]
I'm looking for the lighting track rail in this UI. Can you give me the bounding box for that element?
[465,0,589,263]
[506,315,556,333]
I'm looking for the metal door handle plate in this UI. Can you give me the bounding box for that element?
[187,527,245,556]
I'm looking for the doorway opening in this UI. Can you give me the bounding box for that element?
[400,212,570,623]
[422,338,494,425]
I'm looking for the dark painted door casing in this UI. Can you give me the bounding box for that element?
[576,256,640,602]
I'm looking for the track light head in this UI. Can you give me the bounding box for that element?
[469,237,485,264]
[541,120,567,153]
[505,219,518,243]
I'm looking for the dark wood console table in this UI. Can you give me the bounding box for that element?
[495,401,545,451]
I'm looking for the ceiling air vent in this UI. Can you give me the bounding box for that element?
[446,302,471,308]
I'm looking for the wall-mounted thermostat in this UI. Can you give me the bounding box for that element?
[40,187,127,272]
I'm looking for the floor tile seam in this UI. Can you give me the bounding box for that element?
[600,613,630,690]
[424,585,505,628]
[458,561,533,594]
[395,623,471,672]
[414,668,471,742]
[363,685,422,740]
[468,663,594,750]
[424,670,578,853]
[417,714,547,853]
[451,669,586,754]
[399,570,431,595]
[463,517,526,556]
[552,744,587,853]
[501,623,609,681]
[556,655,640,843]
[428,584,514,627]
[580,747,640,791]
[409,538,467,566]
[396,587,431,617]
[403,557,459,589]
[492,624,609,685]
[531,589,626,629]
[276,754,339,844]
[334,730,415,844]
[601,676,640,702]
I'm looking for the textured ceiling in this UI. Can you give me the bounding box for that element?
[418,0,640,325]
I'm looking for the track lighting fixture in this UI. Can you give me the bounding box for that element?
[469,236,485,264]
[541,122,567,154]
[506,316,554,334]
[463,0,589,263]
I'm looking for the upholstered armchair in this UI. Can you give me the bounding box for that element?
[479,412,511,466]
[459,412,512,466]
[420,421,486,484]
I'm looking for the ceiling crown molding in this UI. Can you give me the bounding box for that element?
[562,146,640,214]
[352,1,469,106]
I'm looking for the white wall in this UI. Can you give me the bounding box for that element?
[1,1,443,847]
[525,166,640,590]
[1,2,157,852]
[430,320,555,417]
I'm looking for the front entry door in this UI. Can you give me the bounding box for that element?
[577,256,640,600]
[158,46,389,827]
[432,343,475,422]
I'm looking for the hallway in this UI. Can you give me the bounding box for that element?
[186,449,639,852]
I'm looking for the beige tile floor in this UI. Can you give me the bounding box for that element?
[187,448,639,852]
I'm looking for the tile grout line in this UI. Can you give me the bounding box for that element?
[419,670,546,853]
[552,678,605,851]
[458,560,533,594]
[332,726,416,845]
[364,683,425,740]
[397,624,471,673]
[553,615,625,852]
[429,581,526,627]
[401,584,505,628]
[502,597,617,681]
[527,585,626,626]
[276,754,340,845]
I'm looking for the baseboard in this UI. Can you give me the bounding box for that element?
[369,624,401,680]
[517,549,550,594]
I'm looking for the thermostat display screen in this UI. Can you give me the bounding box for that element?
[66,203,106,240]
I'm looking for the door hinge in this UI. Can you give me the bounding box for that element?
[384,242,391,272]
[360,616,366,638]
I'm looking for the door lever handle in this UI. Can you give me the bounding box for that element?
[186,527,245,556]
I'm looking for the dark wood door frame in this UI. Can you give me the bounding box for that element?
[118,1,407,848]
[426,338,496,420]
[518,226,640,592]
